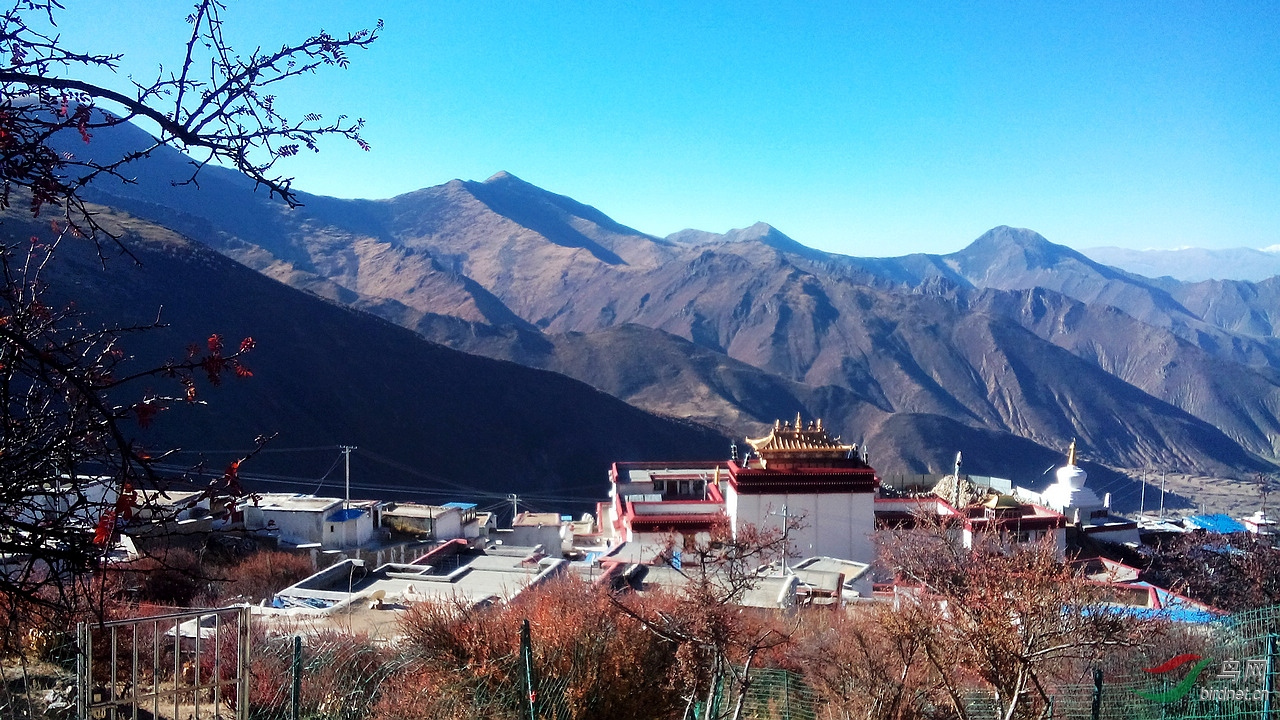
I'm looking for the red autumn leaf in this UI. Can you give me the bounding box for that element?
[93,510,116,546]
[132,401,161,428]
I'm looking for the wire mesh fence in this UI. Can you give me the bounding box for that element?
[960,605,1280,720]
[246,631,410,720]
[3,603,1280,720]
[718,668,817,720]
[1,630,80,720]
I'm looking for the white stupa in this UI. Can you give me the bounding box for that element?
[1019,439,1139,545]
[1040,440,1102,515]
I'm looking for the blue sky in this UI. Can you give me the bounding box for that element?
[51,1,1280,256]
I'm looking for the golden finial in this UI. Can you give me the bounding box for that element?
[1067,438,1077,467]
[795,412,802,430]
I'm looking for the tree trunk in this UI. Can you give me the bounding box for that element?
[730,649,758,720]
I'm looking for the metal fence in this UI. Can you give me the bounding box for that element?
[76,606,250,720]
[245,631,409,720]
[718,668,817,720]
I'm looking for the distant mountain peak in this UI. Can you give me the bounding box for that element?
[971,225,1053,249]
[665,228,723,246]
[484,170,522,184]
[732,221,777,238]
[952,226,1085,268]
[664,222,830,260]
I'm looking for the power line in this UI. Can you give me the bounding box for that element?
[121,444,609,502]
[353,446,490,496]
[147,462,604,506]
[309,451,346,496]
[165,445,341,455]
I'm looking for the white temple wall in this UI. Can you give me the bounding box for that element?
[727,488,876,594]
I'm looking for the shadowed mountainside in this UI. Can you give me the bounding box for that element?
[6,208,728,507]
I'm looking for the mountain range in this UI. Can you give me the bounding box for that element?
[32,120,1280,514]
[1081,246,1280,283]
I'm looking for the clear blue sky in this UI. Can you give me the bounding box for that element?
[51,1,1280,256]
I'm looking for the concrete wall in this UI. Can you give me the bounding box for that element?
[629,530,712,552]
[435,511,464,540]
[510,525,564,557]
[728,489,876,595]
[322,513,374,549]
[263,509,325,547]
[382,507,465,541]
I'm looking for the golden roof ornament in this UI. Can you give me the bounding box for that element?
[743,415,856,468]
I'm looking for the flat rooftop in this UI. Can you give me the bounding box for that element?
[253,493,343,513]
[513,512,562,527]
[274,544,563,609]
[148,489,207,507]
[382,503,456,519]
[792,556,871,584]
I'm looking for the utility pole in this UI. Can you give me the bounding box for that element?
[521,619,537,720]
[769,505,796,574]
[339,445,356,510]
[1139,467,1147,517]
[508,493,520,526]
[953,451,963,508]
[1159,469,1166,520]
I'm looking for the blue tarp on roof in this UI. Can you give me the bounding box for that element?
[326,508,366,523]
[442,502,477,510]
[1183,514,1247,534]
[1104,605,1222,624]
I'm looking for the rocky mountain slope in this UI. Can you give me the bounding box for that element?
[60,122,1280,508]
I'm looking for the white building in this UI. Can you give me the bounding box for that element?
[603,417,881,596]
[606,462,727,549]
[509,512,566,558]
[247,493,375,549]
[1241,510,1277,538]
[380,502,467,541]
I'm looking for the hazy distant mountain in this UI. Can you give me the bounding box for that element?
[1083,246,1280,282]
[57,121,1280,507]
